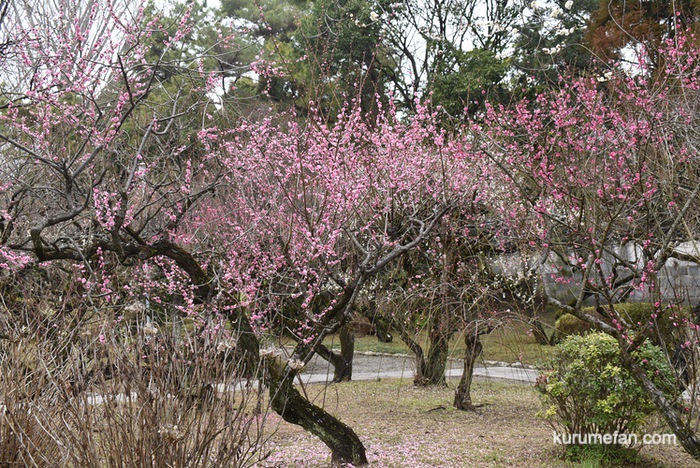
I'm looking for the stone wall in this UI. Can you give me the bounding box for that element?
[490,243,700,306]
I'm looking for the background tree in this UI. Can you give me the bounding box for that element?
[0,0,9,51]
[295,0,392,118]
[588,0,700,72]
[223,0,392,118]
[220,0,308,109]
[512,0,599,89]
[381,0,523,118]
[219,0,528,121]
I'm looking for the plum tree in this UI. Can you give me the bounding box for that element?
[478,33,700,458]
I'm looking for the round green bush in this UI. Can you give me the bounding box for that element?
[553,313,594,342]
[536,332,675,445]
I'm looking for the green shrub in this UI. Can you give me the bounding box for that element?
[553,313,594,342]
[545,303,568,321]
[536,332,675,451]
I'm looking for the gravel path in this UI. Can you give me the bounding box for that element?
[299,352,538,384]
[302,351,419,376]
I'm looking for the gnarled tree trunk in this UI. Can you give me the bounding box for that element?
[401,318,452,386]
[358,299,393,342]
[453,332,483,410]
[418,332,450,386]
[267,357,368,465]
[530,319,554,345]
[415,231,458,386]
[374,317,393,343]
[226,308,260,378]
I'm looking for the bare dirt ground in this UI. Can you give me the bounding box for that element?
[256,378,699,467]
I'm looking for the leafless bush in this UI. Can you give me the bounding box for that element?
[0,286,271,468]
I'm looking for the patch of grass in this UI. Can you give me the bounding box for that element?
[563,445,642,467]
[323,321,555,365]
[480,323,554,365]
[322,334,410,355]
[257,378,696,467]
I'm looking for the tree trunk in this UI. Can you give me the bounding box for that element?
[398,319,452,386]
[359,299,393,342]
[414,331,450,386]
[619,346,700,461]
[315,326,354,382]
[398,330,430,385]
[267,358,368,465]
[374,318,393,343]
[530,319,553,346]
[453,333,483,410]
[414,229,456,387]
[337,326,354,381]
[226,309,260,378]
